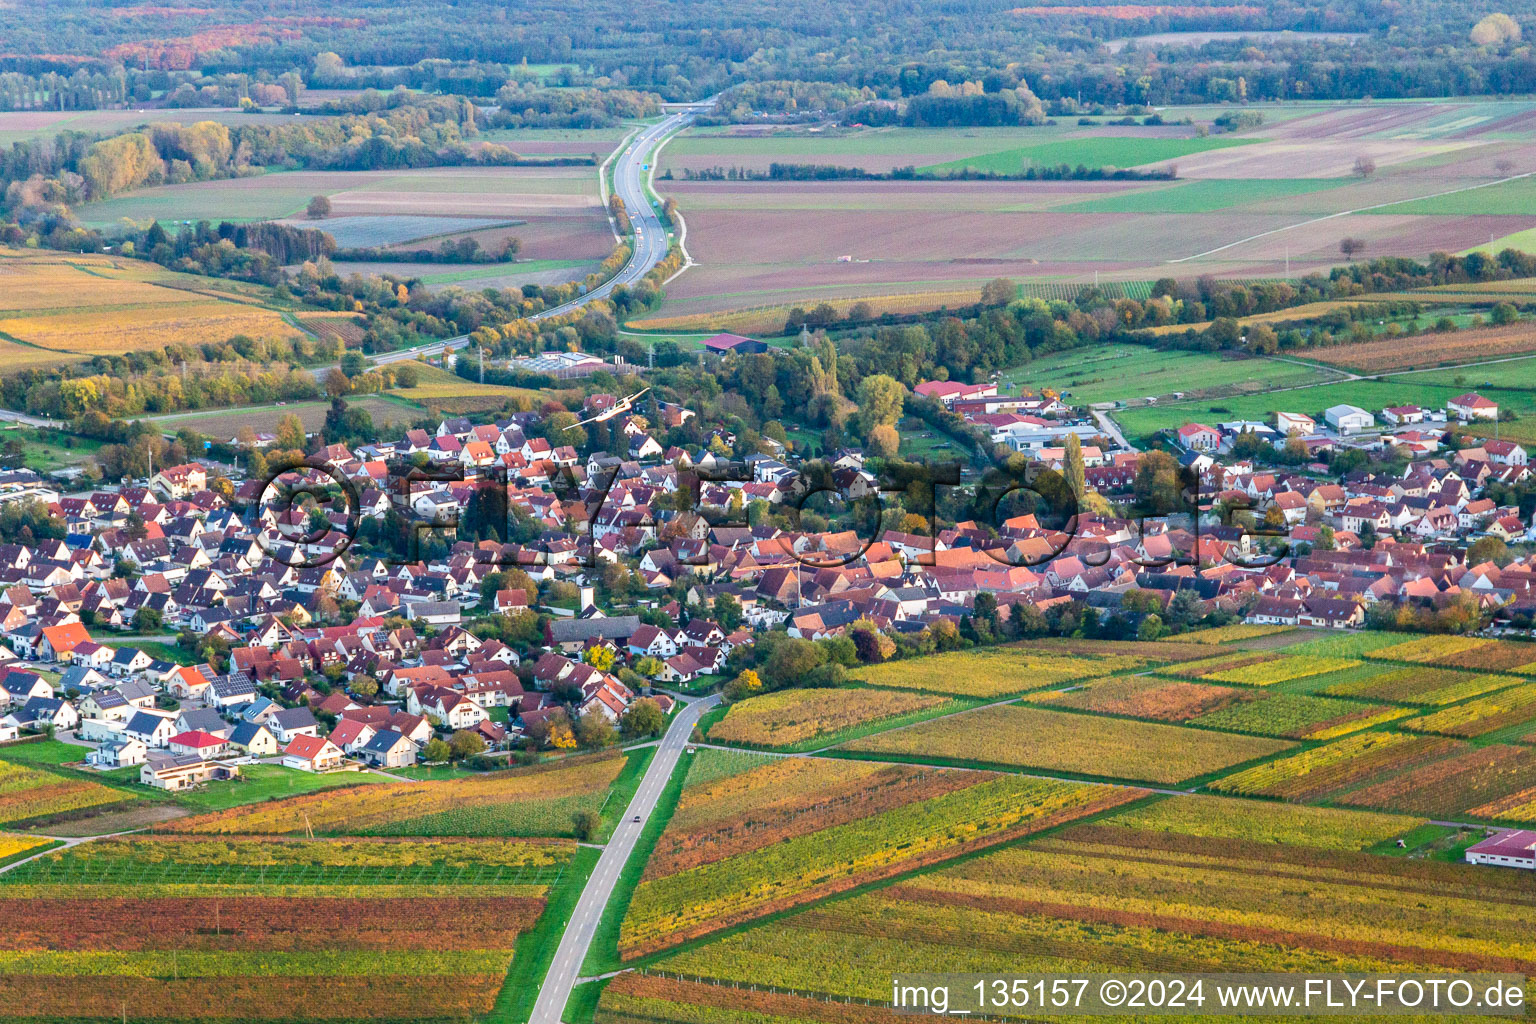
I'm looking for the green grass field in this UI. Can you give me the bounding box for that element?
[1364,176,1536,216]
[920,136,1253,176]
[1058,178,1349,214]
[1112,375,1536,440]
[167,765,385,813]
[999,344,1339,406]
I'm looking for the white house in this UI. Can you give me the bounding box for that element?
[1325,405,1375,435]
[1449,392,1499,422]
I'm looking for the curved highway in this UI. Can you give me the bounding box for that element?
[370,106,703,367]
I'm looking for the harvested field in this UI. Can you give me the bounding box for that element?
[80,165,602,227]
[840,704,1292,784]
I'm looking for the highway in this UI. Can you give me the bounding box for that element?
[369,105,704,368]
[527,692,720,1024]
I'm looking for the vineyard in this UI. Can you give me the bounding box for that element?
[0,835,571,1022]
[619,798,1536,1023]
[1323,667,1524,705]
[1161,624,1295,645]
[1368,636,1536,675]
[706,688,951,750]
[849,646,1147,698]
[1208,731,1461,802]
[1023,675,1249,721]
[620,757,1137,958]
[1106,795,1423,851]
[0,759,139,828]
[155,753,624,836]
[839,704,1292,784]
[0,837,572,889]
[1400,683,1536,737]
[1189,692,1410,740]
[1339,744,1536,819]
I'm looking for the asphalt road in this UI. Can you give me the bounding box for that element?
[368,106,705,370]
[527,691,720,1024]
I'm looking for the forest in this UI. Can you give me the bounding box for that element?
[0,2,1529,110]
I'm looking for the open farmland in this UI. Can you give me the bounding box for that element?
[1023,674,1250,721]
[1209,731,1463,802]
[647,99,1536,327]
[619,753,1138,958]
[1109,375,1536,442]
[839,704,1292,784]
[0,759,139,830]
[155,752,625,837]
[0,835,574,1024]
[1341,744,1536,821]
[603,795,1528,1024]
[997,344,1338,405]
[846,645,1147,698]
[79,165,614,264]
[705,688,954,750]
[1302,322,1536,373]
[0,248,303,364]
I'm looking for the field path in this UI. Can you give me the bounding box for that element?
[1168,170,1536,263]
[528,692,719,1024]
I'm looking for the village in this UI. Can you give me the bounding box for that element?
[0,355,1527,807]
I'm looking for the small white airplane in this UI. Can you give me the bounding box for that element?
[575,387,652,426]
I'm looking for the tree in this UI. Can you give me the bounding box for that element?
[340,350,369,377]
[1352,155,1376,178]
[855,374,905,436]
[712,593,742,631]
[1471,13,1522,45]
[1133,450,1185,515]
[275,413,306,452]
[423,737,451,762]
[449,730,486,759]
[621,697,666,738]
[1468,536,1510,566]
[981,277,1016,306]
[576,710,616,748]
[1063,433,1086,500]
[1340,237,1367,260]
[866,423,899,458]
[306,195,332,219]
[723,668,763,702]
[571,809,601,841]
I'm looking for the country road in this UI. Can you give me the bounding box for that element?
[364,105,707,371]
[528,692,719,1024]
